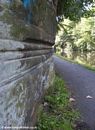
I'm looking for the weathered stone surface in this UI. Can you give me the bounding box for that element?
[0,0,56,128]
[0,0,57,43]
[0,50,54,127]
[0,39,54,127]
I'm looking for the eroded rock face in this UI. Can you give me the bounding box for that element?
[0,0,56,42]
[0,0,56,128]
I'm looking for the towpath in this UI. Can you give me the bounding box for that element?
[53,56,95,130]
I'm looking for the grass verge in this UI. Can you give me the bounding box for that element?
[55,53,95,71]
[37,75,80,130]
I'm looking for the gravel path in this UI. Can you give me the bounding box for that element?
[53,56,95,130]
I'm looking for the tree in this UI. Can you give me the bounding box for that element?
[57,0,94,21]
[56,16,95,52]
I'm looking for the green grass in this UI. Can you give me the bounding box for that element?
[37,75,80,130]
[55,53,95,71]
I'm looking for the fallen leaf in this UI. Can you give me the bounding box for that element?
[43,102,48,106]
[86,95,93,99]
[69,98,76,102]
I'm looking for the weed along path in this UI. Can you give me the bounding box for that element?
[53,56,95,130]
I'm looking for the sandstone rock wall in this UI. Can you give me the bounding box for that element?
[0,0,56,127]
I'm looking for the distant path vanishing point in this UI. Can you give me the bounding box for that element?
[53,56,95,130]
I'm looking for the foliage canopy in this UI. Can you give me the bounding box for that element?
[56,17,95,51]
[57,0,94,21]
